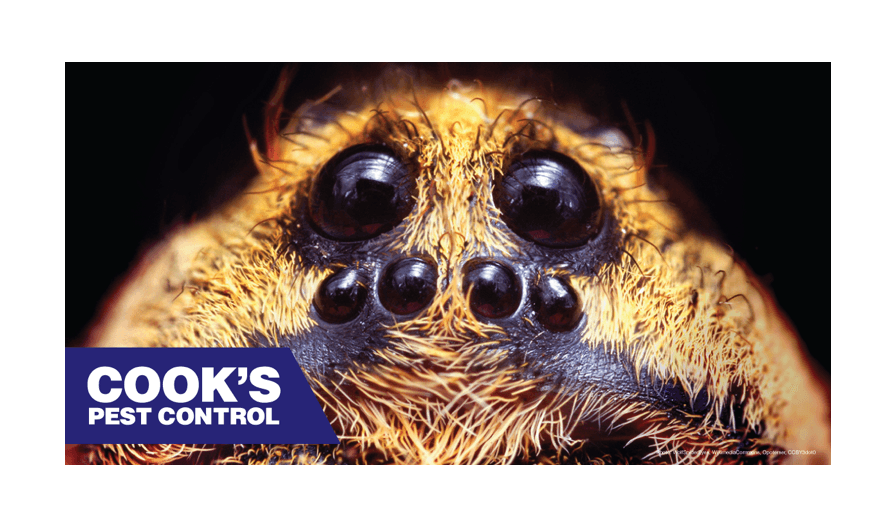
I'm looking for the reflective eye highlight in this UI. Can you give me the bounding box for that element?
[309,143,415,241]
[494,150,602,248]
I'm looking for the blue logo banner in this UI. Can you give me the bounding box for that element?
[65,347,339,445]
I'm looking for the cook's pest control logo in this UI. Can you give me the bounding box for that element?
[65,348,338,444]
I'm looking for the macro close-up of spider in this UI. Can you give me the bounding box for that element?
[66,63,830,465]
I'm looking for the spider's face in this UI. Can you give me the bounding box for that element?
[88,76,830,465]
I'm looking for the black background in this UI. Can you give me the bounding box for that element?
[66,63,829,375]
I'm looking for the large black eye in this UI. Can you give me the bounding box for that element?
[309,143,415,241]
[494,150,602,248]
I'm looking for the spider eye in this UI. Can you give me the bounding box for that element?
[532,275,583,332]
[313,268,368,324]
[494,150,602,248]
[462,261,521,320]
[378,256,438,316]
[309,143,415,241]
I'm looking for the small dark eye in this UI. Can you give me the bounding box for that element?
[313,268,368,324]
[378,256,438,316]
[309,143,415,241]
[494,150,602,248]
[531,275,583,332]
[462,261,522,319]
